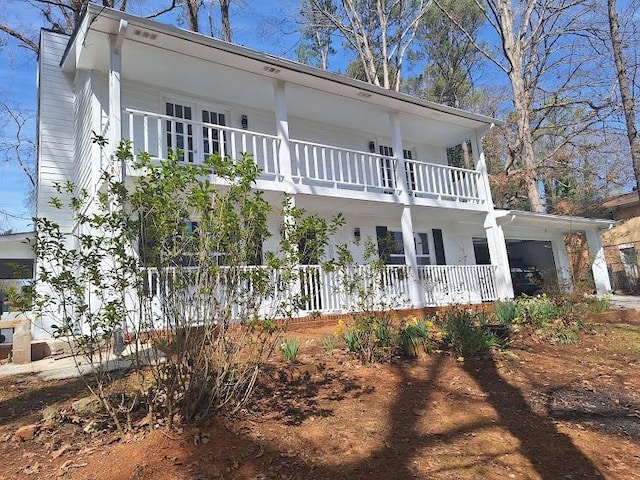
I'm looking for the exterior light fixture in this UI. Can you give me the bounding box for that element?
[241,114,248,130]
[354,227,361,241]
[368,141,376,153]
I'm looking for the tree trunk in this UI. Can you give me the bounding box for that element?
[608,0,640,202]
[461,140,472,169]
[220,0,232,42]
[497,0,543,212]
[186,0,200,32]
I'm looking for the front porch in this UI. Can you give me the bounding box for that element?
[143,264,499,320]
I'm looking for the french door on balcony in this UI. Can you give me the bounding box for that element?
[165,102,195,163]
[378,145,416,191]
[165,101,228,163]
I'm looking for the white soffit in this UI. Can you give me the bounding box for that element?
[66,5,499,135]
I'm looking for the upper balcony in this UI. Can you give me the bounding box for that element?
[67,6,498,212]
[122,108,489,210]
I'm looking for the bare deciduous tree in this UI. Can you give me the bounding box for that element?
[308,0,434,91]
[436,0,603,212]
[607,0,640,201]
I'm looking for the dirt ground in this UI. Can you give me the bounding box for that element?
[1,309,640,480]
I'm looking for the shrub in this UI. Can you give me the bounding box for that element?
[518,294,566,327]
[493,301,520,325]
[280,338,300,362]
[342,314,399,363]
[440,308,501,356]
[399,317,435,357]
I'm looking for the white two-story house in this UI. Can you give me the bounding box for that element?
[29,4,614,340]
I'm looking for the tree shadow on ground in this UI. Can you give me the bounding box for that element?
[545,384,640,441]
[187,354,494,479]
[178,350,606,479]
[462,356,602,479]
[0,375,87,427]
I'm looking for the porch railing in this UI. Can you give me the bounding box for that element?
[291,140,397,191]
[122,109,487,205]
[417,265,498,305]
[142,263,497,320]
[124,109,281,178]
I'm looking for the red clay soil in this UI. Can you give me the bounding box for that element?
[1,309,640,479]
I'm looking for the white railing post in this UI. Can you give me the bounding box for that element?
[472,129,514,300]
[472,130,492,208]
[585,230,612,295]
[108,23,126,178]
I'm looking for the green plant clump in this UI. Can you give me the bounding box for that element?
[280,338,300,362]
[440,308,501,356]
[342,314,398,363]
[399,317,435,357]
[493,300,520,325]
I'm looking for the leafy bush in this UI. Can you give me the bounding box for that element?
[440,308,501,356]
[518,294,566,327]
[493,301,520,325]
[280,338,300,362]
[34,142,344,432]
[342,314,399,363]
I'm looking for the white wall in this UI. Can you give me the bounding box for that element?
[119,80,450,166]
[37,31,75,233]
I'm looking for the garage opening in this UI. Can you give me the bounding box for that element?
[473,238,559,296]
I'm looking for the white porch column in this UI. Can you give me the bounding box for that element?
[473,130,514,300]
[586,229,612,294]
[108,20,127,170]
[485,214,514,300]
[551,235,573,292]
[273,80,294,193]
[389,111,423,307]
[472,130,493,207]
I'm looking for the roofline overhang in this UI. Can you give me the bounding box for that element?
[61,4,502,132]
[494,210,616,232]
[0,231,36,242]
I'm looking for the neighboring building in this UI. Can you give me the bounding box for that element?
[30,5,614,340]
[602,192,640,292]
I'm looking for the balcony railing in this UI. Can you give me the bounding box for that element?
[142,264,498,321]
[418,265,498,306]
[123,109,486,205]
[125,108,281,178]
[291,140,396,192]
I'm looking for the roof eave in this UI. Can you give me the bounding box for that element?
[79,4,501,129]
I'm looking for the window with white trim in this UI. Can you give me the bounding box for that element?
[165,102,194,163]
[201,109,228,159]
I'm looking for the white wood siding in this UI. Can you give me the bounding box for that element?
[74,70,94,194]
[37,31,75,233]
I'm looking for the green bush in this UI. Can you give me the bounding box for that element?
[518,294,566,327]
[399,317,435,357]
[440,308,501,356]
[342,314,399,363]
[493,301,520,325]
